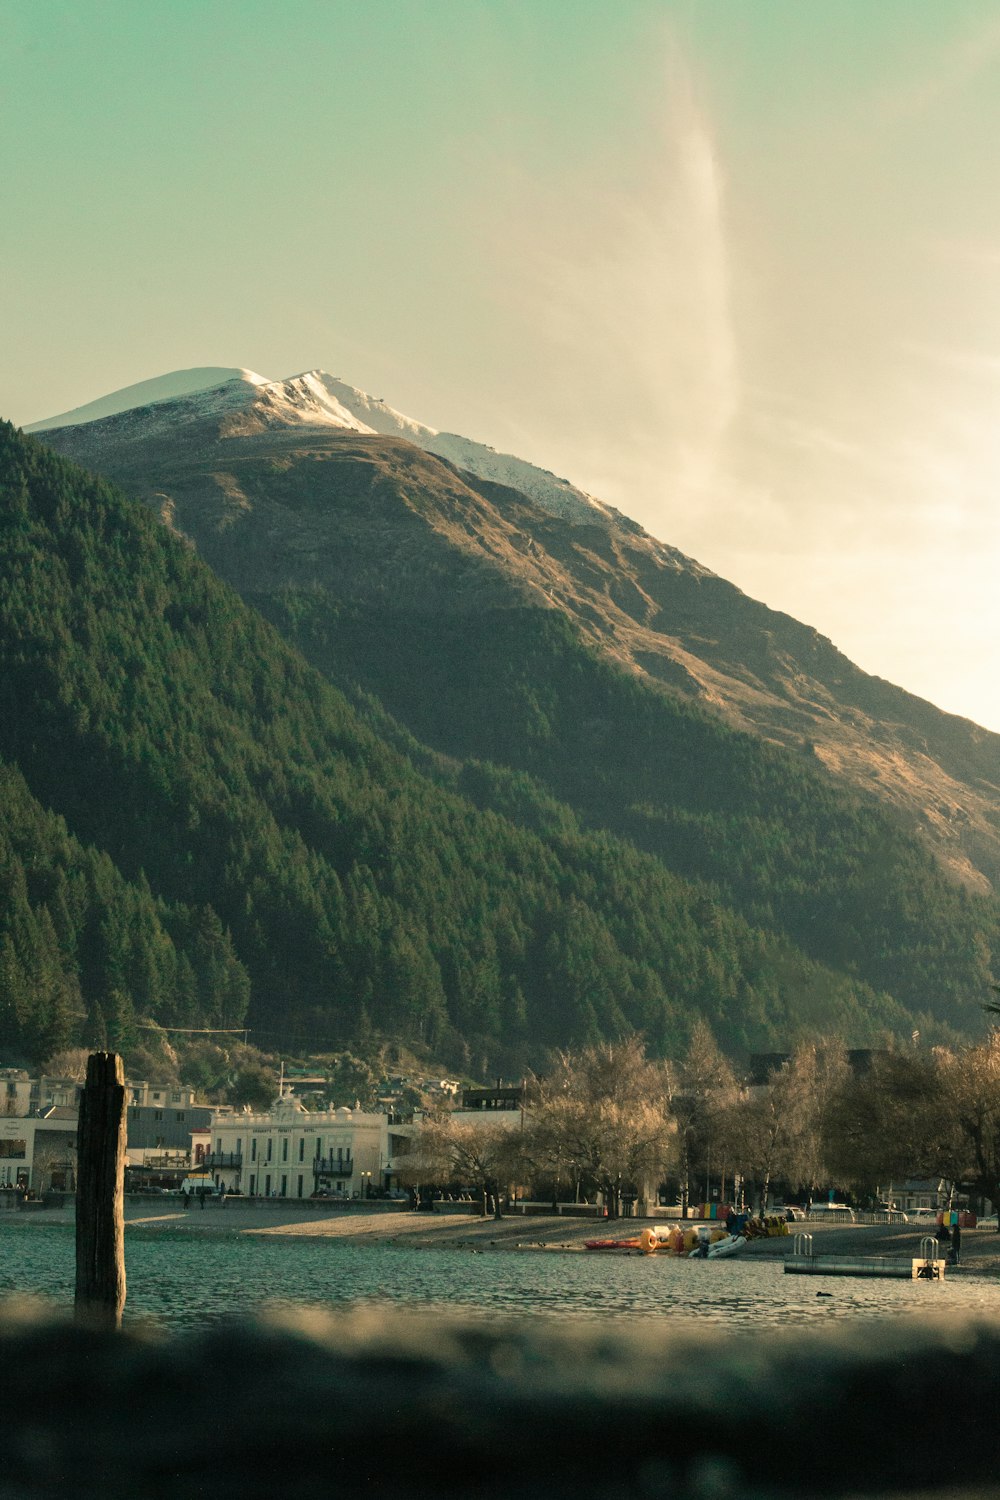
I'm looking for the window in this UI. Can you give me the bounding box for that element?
[0,1140,26,1158]
[281,1175,287,1196]
[297,1175,304,1198]
[175,1112,185,1122]
[282,1138,288,1162]
[266,1139,273,1162]
[298,1139,304,1162]
[251,1139,257,1162]
[154,1110,163,1121]
[170,1092,181,1104]
[216,1138,223,1154]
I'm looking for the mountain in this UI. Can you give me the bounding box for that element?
[29,366,615,524]
[25,371,1000,1050]
[37,367,1000,897]
[26,367,271,431]
[3,418,926,1072]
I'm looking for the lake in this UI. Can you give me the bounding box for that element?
[2,1217,997,1332]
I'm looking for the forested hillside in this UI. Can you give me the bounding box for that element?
[1,423,919,1069]
[269,594,996,1026]
[38,392,1000,1044]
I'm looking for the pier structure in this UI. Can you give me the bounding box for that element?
[784,1231,945,1280]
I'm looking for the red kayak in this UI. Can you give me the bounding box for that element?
[584,1238,642,1251]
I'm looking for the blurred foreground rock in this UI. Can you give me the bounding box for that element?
[1,1300,997,1499]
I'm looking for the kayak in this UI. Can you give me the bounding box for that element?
[584,1237,642,1251]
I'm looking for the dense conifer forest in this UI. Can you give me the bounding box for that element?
[261,592,1000,1028]
[0,423,995,1070]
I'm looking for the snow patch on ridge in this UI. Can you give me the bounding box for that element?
[246,372,376,433]
[305,374,437,442]
[27,367,269,432]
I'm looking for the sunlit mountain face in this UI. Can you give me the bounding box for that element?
[36,365,1000,900]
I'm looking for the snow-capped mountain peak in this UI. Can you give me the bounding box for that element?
[29,364,619,526]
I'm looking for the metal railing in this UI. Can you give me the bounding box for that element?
[313,1158,354,1177]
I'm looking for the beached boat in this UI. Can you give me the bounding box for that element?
[584,1225,747,1257]
[688,1232,746,1259]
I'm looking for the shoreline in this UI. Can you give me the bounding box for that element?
[8,1200,1000,1268]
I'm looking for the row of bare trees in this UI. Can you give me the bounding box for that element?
[401,1027,1000,1219]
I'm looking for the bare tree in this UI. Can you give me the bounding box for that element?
[780,1040,851,1207]
[726,1042,855,1216]
[822,1048,948,1201]
[401,1115,522,1218]
[525,1038,675,1219]
[728,1079,786,1217]
[40,1049,90,1082]
[664,1021,737,1217]
[31,1131,76,1193]
[935,1036,1000,1215]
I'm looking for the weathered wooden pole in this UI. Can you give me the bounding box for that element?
[75,1051,126,1328]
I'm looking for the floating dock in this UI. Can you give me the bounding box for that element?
[783,1233,945,1280]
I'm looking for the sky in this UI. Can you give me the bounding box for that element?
[3,1,1000,730]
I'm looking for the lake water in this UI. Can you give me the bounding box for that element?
[2,1218,997,1332]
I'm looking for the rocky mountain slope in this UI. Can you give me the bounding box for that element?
[36,368,1000,896]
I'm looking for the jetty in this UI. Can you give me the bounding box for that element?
[784,1232,945,1280]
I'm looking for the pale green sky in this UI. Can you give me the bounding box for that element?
[4,1,1000,729]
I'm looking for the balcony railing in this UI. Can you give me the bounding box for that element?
[201,1153,243,1169]
[313,1157,354,1177]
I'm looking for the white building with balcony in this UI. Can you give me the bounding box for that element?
[203,1095,413,1199]
[0,1110,78,1194]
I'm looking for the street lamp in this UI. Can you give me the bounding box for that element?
[361,1170,372,1200]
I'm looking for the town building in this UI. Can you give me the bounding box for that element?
[0,1072,226,1194]
[1,1068,80,1118]
[204,1094,414,1198]
[452,1082,525,1125]
[125,1091,214,1158]
[0,1109,78,1193]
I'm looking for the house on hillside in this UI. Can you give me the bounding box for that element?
[450,1082,526,1127]
[1,1069,80,1118]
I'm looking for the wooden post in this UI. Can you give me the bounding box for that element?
[75,1051,126,1328]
